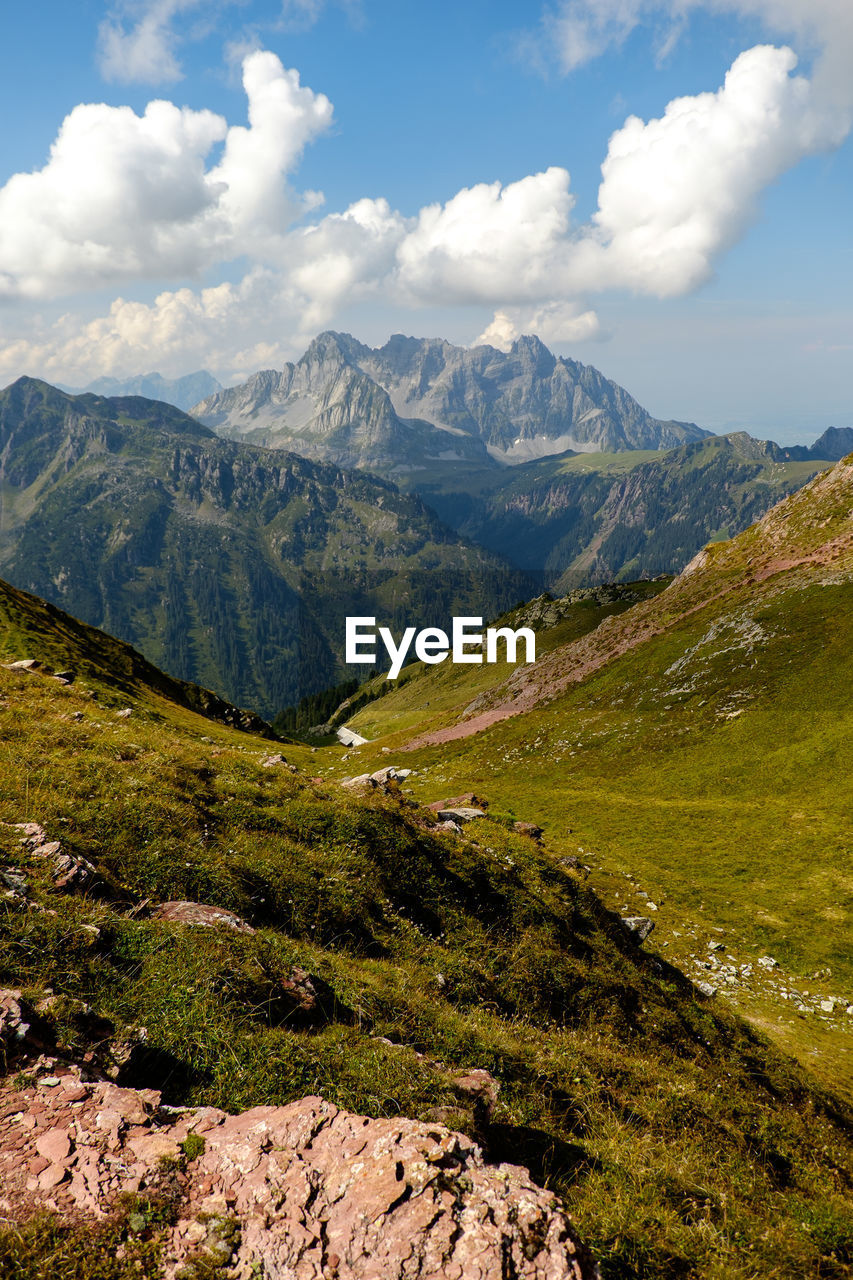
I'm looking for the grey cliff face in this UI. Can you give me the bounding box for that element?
[192,331,709,474]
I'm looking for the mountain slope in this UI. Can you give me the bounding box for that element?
[192,330,709,473]
[0,377,523,716]
[1,589,851,1279]
[0,574,276,736]
[413,432,830,583]
[332,456,853,1093]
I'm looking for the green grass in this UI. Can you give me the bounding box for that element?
[328,462,853,1100]
[1,628,853,1279]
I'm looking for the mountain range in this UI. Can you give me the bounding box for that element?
[192,331,710,473]
[0,377,522,716]
[62,369,223,411]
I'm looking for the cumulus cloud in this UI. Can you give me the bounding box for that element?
[2,4,852,383]
[577,43,848,297]
[395,169,575,305]
[475,303,604,351]
[0,51,332,300]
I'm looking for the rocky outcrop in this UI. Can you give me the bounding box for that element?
[0,990,598,1279]
[7,822,99,895]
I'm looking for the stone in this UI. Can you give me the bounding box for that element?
[150,901,255,933]
[757,956,778,969]
[695,981,718,998]
[427,793,488,813]
[273,967,343,1025]
[35,1127,72,1163]
[116,708,132,719]
[4,659,40,671]
[434,807,485,823]
[621,917,655,943]
[0,1080,597,1279]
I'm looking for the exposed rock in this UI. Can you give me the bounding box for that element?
[8,823,99,894]
[3,658,40,671]
[149,901,255,933]
[427,793,489,813]
[116,707,132,718]
[0,1076,598,1279]
[434,820,462,835]
[621,917,655,944]
[757,956,778,970]
[340,767,409,794]
[451,1068,501,1128]
[261,752,296,770]
[434,807,486,824]
[273,966,348,1025]
[695,981,718,998]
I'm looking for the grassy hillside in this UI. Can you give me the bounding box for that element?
[1,586,852,1278]
[0,576,278,737]
[335,458,853,1096]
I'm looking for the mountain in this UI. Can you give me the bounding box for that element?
[64,369,223,411]
[336,451,853,1098]
[0,377,524,716]
[415,431,835,584]
[192,330,709,473]
[786,424,853,461]
[1,558,851,1279]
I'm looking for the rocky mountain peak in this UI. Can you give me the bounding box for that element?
[192,330,709,473]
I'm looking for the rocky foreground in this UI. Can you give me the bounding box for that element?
[0,991,598,1279]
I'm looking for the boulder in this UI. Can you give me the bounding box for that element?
[0,1078,598,1279]
[621,916,655,944]
[434,807,486,824]
[149,901,255,933]
[427,792,489,813]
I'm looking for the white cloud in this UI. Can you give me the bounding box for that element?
[395,168,575,305]
[98,0,203,84]
[1,8,852,384]
[0,51,332,301]
[578,43,848,297]
[542,0,646,72]
[475,303,604,351]
[531,0,853,118]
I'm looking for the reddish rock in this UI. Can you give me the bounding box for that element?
[35,1127,72,1163]
[149,901,255,933]
[427,792,489,813]
[0,1077,598,1278]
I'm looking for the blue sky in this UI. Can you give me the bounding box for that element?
[0,0,850,441]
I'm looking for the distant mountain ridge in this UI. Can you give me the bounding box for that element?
[62,370,223,411]
[191,331,710,473]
